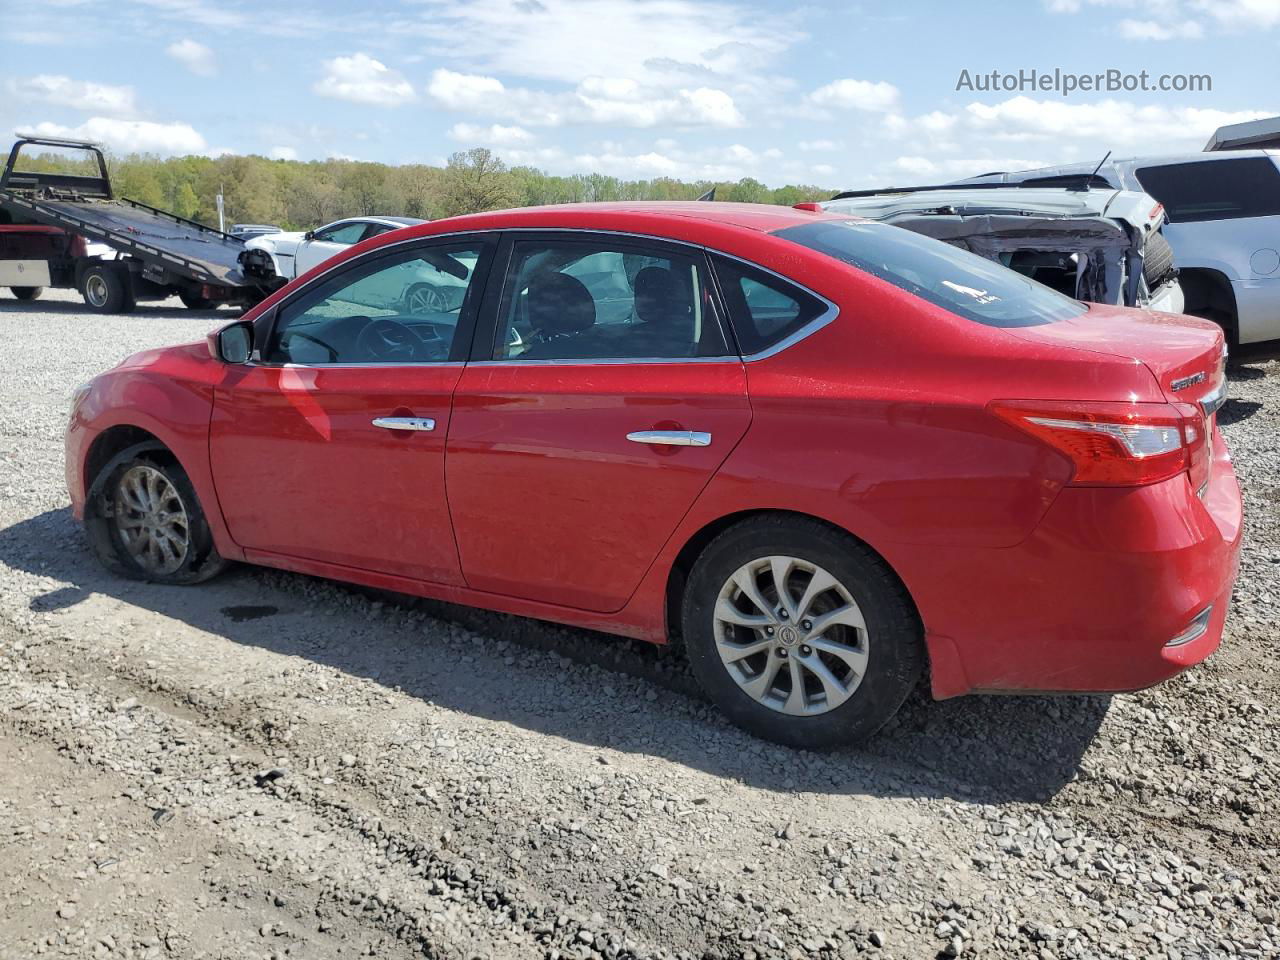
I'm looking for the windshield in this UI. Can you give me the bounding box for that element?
[776,219,1087,327]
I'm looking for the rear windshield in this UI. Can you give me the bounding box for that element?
[776,220,1087,327]
[1135,157,1280,222]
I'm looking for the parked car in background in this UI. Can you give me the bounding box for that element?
[818,183,1182,312]
[244,217,425,281]
[229,223,282,241]
[67,202,1240,747]
[960,152,1280,356]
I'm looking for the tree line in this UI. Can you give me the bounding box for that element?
[15,146,838,230]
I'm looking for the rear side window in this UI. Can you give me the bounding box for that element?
[775,219,1086,328]
[711,256,828,355]
[1135,158,1280,222]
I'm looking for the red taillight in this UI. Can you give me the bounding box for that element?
[990,400,1201,487]
[792,202,824,212]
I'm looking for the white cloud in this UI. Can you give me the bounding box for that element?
[165,38,217,75]
[25,117,206,154]
[962,96,1267,147]
[798,139,839,152]
[398,0,796,90]
[8,74,136,116]
[313,53,415,107]
[269,146,299,160]
[893,156,939,176]
[447,122,534,145]
[1191,0,1280,28]
[1118,17,1203,38]
[808,78,901,113]
[427,68,743,129]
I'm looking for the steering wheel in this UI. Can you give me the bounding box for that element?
[353,316,440,362]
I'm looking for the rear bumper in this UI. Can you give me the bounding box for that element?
[921,429,1242,698]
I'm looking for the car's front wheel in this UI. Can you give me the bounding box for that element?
[681,516,923,748]
[87,453,228,584]
[10,286,42,301]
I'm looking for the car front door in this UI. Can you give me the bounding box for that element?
[293,221,372,277]
[445,233,752,613]
[210,236,493,584]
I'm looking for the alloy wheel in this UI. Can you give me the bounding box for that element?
[113,464,190,575]
[713,555,869,716]
[407,286,448,313]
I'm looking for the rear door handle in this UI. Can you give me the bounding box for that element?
[372,417,435,432]
[626,430,711,447]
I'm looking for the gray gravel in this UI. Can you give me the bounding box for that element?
[1,287,1278,960]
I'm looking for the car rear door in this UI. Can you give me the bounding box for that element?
[210,235,494,584]
[445,231,752,613]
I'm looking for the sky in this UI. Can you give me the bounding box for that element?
[2,0,1277,188]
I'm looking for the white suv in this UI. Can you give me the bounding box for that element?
[962,152,1280,355]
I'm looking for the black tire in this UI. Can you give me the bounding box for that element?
[10,286,42,301]
[179,291,215,310]
[681,515,923,748]
[403,282,451,314]
[80,263,135,314]
[86,450,228,585]
[1142,230,1176,289]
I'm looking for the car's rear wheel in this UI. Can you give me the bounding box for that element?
[681,516,922,748]
[87,454,228,584]
[10,286,42,301]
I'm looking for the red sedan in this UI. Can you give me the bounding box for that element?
[65,203,1242,746]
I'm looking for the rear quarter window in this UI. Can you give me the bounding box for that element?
[1135,158,1280,222]
[710,256,829,356]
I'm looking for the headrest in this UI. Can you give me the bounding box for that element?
[526,272,595,338]
[633,266,688,326]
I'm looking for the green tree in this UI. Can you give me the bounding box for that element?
[440,148,517,216]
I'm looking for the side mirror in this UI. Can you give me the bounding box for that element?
[304,230,316,241]
[214,320,254,364]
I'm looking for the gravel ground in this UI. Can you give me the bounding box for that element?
[1,287,1278,960]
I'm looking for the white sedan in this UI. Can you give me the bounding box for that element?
[244,216,425,281]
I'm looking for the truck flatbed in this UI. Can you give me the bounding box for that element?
[0,135,279,312]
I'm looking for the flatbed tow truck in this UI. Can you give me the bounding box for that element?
[0,135,280,312]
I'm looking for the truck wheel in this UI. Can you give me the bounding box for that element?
[10,286,43,301]
[81,264,135,314]
[179,291,215,310]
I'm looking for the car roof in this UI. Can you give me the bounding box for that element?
[379,201,844,241]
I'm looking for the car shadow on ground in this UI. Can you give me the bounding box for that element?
[2,507,1110,806]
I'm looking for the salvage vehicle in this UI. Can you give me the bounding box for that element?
[229,223,282,240]
[960,152,1280,356]
[0,136,278,312]
[66,203,1241,747]
[818,183,1182,312]
[244,216,425,281]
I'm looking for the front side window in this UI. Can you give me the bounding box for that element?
[776,219,1087,328]
[1135,158,1280,222]
[267,241,485,364]
[494,239,730,360]
[313,222,369,244]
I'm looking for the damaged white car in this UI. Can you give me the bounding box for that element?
[817,182,1183,313]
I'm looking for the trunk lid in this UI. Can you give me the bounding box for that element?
[1010,303,1226,495]
[1008,303,1225,403]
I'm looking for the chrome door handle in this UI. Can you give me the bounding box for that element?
[372,417,435,432]
[626,430,711,447]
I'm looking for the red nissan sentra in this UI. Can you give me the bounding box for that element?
[65,203,1242,747]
